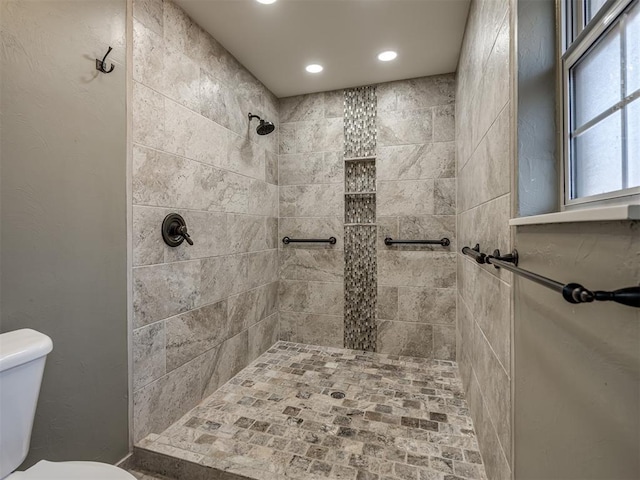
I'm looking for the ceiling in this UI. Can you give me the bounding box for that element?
[175,0,471,98]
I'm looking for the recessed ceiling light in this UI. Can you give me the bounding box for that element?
[305,64,323,73]
[378,51,398,62]
[256,0,277,4]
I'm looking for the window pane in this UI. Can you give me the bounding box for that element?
[626,3,639,94]
[573,111,623,198]
[586,0,608,22]
[572,24,621,128]
[628,99,640,189]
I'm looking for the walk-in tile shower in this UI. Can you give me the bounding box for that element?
[132,342,487,480]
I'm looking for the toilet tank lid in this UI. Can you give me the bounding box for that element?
[0,329,53,373]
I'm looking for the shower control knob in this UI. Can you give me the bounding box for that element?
[162,213,194,247]
[177,225,194,245]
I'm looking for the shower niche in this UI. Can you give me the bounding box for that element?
[345,159,376,224]
[343,86,377,351]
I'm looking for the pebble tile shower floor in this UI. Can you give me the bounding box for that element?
[134,342,487,480]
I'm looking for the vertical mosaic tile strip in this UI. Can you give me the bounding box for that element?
[344,87,377,159]
[345,160,376,193]
[344,226,377,350]
[344,86,377,351]
[345,194,376,224]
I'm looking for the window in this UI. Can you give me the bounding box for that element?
[562,0,639,208]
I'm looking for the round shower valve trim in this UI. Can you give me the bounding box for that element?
[162,213,194,247]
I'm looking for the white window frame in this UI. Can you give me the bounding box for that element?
[560,0,640,210]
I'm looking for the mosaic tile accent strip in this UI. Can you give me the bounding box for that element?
[344,225,377,350]
[345,159,376,193]
[136,341,487,480]
[345,195,376,225]
[344,86,377,159]
[343,86,378,352]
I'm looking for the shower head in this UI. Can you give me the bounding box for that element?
[256,119,275,135]
[248,113,275,136]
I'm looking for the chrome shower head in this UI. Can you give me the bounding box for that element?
[248,113,275,136]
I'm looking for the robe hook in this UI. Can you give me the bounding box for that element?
[96,46,115,74]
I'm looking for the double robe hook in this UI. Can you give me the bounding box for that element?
[96,46,115,74]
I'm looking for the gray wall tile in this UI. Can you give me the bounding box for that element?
[295,118,344,153]
[132,82,165,149]
[394,74,456,111]
[165,300,228,371]
[133,350,208,442]
[280,248,344,282]
[378,251,456,288]
[456,0,513,476]
[324,90,344,118]
[279,94,324,123]
[279,280,344,316]
[279,124,296,154]
[132,0,280,443]
[201,330,249,398]
[161,46,200,112]
[279,152,343,185]
[378,108,433,146]
[433,325,456,361]
[377,320,433,357]
[228,282,279,334]
[277,78,457,357]
[280,184,343,217]
[200,254,248,306]
[133,261,201,328]
[133,322,166,391]
[433,105,455,142]
[377,286,398,321]
[133,0,163,35]
[434,178,456,215]
[458,106,511,212]
[133,206,167,266]
[248,313,279,361]
[397,287,456,325]
[246,250,279,288]
[277,90,348,348]
[133,19,165,92]
[377,143,455,181]
[377,180,435,217]
[265,150,278,185]
[279,312,344,348]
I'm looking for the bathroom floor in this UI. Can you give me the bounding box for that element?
[134,342,487,480]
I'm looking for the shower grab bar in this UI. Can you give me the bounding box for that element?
[461,244,640,308]
[385,237,450,247]
[282,236,337,245]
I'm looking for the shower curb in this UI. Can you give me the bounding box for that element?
[130,446,253,480]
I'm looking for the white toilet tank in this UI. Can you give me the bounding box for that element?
[0,329,53,479]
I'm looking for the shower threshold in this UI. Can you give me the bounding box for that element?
[132,342,487,480]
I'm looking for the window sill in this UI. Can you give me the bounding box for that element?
[509,204,640,226]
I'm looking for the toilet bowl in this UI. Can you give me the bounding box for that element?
[0,329,135,480]
[6,460,135,479]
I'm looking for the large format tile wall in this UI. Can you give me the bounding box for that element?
[278,76,457,360]
[131,0,279,442]
[376,75,457,359]
[278,91,346,347]
[455,0,513,479]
